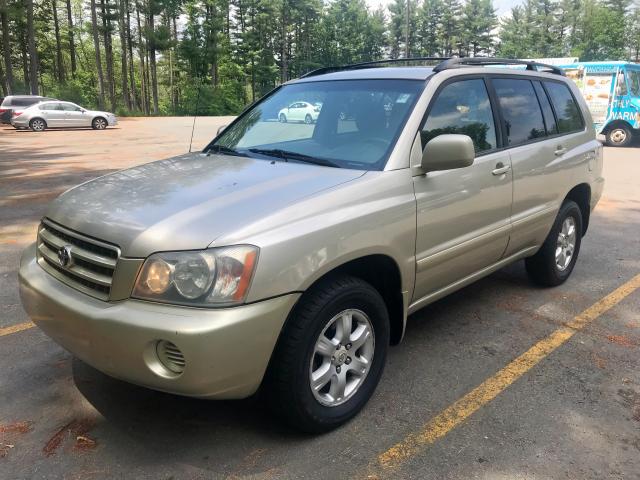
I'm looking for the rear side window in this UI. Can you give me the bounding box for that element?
[532,81,558,135]
[422,79,497,153]
[39,102,62,111]
[544,82,584,133]
[493,78,545,146]
[14,98,41,107]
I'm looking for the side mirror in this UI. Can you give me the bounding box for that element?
[421,134,475,173]
[217,125,227,135]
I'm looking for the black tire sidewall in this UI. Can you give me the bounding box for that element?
[537,201,583,284]
[279,278,389,431]
[305,114,312,124]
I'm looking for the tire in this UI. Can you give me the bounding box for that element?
[265,275,389,433]
[29,118,47,132]
[279,113,287,123]
[605,124,633,147]
[304,114,312,124]
[92,117,108,130]
[525,200,583,287]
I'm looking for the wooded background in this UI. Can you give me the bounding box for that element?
[1,0,639,116]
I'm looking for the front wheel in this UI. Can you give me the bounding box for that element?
[279,113,287,123]
[265,276,389,432]
[92,117,107,130]
[525,200,583,287]
[605,125,633,147]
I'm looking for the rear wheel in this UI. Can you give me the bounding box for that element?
[304,114,313,124]
[92,117,107,130]
[525,200,582,287]
[29,118,46,132]
[605,124,633,147]
[265,275,389,432]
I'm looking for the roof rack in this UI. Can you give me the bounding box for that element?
[301,57,451,78]
[433,57,565,76]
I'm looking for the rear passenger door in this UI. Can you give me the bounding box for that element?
[412,77,513,303]
[491,77,586,256]
[38,102,66,127]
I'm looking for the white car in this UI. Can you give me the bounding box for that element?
[11,100,117,131]
[278,101,319,124]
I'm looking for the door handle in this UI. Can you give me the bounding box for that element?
[492,163,511,176]
[554,146,567,156]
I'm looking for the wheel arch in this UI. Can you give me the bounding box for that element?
[284,254,406,347]
[564,183,591,236]
[602,119,633,134]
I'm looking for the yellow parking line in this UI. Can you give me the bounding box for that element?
[0,321,35,337]
[368,273,640,476]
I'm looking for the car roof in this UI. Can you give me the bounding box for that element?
[290,66,435,84]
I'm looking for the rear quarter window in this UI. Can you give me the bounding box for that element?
[544,82,584,133]
[13,98,41,107]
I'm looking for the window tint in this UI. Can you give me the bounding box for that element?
[14,98,41,107]
[39,102,63,111]
[61,103,82,112]
[532,81,557,135]
[544,82,584,133]
[493,79,545,145]
[422,79,496,153]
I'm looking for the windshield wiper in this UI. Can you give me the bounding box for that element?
[248,148,340,168]
[206,144,248,157]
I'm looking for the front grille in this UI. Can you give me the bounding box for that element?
[36,219,120,301]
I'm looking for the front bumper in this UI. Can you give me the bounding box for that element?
[19,243,299,399]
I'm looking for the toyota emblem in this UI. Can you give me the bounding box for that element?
[57,245,73,268]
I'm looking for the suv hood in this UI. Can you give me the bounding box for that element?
[46,153,364,257]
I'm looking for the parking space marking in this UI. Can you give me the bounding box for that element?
[369,273,640,476]
[0,321,34,337]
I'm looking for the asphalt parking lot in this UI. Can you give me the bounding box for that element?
[1,119,639,480]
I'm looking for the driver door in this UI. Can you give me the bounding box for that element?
[412,77,513,303]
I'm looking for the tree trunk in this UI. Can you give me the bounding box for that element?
[21,31,29,89]
[118,0,131,110]
[26,0,38,95]
[90,0,106,109]
[172,15,179,110]
[125,0,137,110]
[146,4,158,114]
[52,0,65,82]
[0,0,13,94]
[0,61,6,96]
[65,0,77,77]
[135,4,149,114]
[100,0,116,112]
[281,0,287,83]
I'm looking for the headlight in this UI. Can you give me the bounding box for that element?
[132,245,258,306]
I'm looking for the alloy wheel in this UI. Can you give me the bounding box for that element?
[309,309,375,407]
[555,216,576,271]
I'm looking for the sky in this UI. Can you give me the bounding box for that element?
[364,0,522,17]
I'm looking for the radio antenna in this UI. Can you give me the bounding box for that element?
[188,26,213,153]
[188,76,202,153]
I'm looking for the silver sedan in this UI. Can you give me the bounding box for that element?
[11,100,117,131]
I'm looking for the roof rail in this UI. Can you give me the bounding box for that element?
[433,57,565,76]
[301,57,451,78]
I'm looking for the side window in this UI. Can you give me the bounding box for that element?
[62,103,82,112]
[532,81,558,135]
[544,81,584,133]
[422,79,497,153]
[493,78,546,145]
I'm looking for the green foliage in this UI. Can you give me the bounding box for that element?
[1,0,638,110]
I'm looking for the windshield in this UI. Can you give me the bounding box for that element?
[209,79,424,170]
[627,70,640,97]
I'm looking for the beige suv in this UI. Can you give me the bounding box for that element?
[19,58,603,432]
